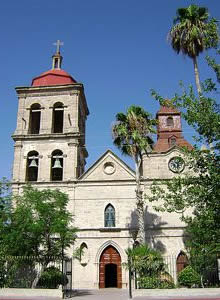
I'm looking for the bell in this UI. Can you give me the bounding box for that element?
[29,159,38,168]
[52,158,62,169]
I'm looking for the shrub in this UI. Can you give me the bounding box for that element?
[178,266,200,288]
[37,266,68,289]
[138,276,175,289]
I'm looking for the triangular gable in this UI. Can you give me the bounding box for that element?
[79,150,135,181]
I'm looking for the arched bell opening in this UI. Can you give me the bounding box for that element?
[52,102,64,133]
[26,151,39,182]
[99,245,122,288]
[29,104,41,134]
[167,116,174,128]
[51,150,63,181]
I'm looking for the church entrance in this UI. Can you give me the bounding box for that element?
[99,245,122,288]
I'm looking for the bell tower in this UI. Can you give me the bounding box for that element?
[12,42,89,189]
[154,105,192,152]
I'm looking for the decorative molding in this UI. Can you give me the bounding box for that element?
[26,107,45,110]
[99,228,121,232]
[69,91,80,96]
[68,142,78,147]
[19,91,77,98]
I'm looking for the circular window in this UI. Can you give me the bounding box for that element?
[168,157,185,173]
[103,162,116,175]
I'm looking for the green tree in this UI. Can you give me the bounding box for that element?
[125,244,174,289]
[126,244,165,277]
[168,4,219,94]
[149,53,220,284]
[112,105,156,244]
[1,186,77,287]
[0,178,11,253]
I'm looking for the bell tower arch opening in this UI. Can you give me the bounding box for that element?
[52,102,64,133]
[99,245,122,288]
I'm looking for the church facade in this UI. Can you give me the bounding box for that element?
[11,47,192,289]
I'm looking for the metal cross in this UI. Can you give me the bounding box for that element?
[53,40,64,53]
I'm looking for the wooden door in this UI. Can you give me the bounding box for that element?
[99,246,122,288]
[176,252,188,274]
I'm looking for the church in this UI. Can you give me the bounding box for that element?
[11,44,192,289]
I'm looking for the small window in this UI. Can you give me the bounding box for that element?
[51,150,63,181]
[167,117,174,127]
[52,102,64,133]
[104,204,115,227]
[170,137,176,146]
[29,104,41,134]
[26,151,39,181]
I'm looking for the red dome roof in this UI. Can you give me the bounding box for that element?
[31,69,77,87]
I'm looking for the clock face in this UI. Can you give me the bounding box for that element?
[168,157,185,173]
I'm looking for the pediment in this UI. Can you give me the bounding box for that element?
[79,150,135,181]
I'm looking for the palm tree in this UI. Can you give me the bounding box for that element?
[112,105,156,244]
[168,4,219,94]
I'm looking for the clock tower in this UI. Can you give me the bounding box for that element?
[154,105,192,153]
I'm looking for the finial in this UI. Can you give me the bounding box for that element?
[52,40,64,69]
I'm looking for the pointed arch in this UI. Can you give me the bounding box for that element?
[104,204,115,227]
[95,240,126,264]
[98,244,122,288]
[79,242,89,265]
[176,251,189,274]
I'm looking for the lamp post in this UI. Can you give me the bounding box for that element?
[128,255,132,299]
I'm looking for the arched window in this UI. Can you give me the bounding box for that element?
[176,251,188,274]
[104,204,115,227]
[26,151,39,181]
[167,117,174,127]
[29,104,41,134]
[52,102,64,133]
[80,243,89,265]
[51,150,63,181]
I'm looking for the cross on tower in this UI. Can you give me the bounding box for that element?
[53,40,64,54]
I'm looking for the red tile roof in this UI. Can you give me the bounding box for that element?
[31,69,76,86]
[153,137,193,152]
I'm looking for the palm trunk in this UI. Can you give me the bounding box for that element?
[134,155,145,245]
[193,56,202,95]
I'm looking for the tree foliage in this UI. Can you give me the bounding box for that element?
[1,186,77,259]
[125,244,174,289]
[149,52,220,266]
[168,4,219,93]
[125,244,165,277]
[112,105,157,244]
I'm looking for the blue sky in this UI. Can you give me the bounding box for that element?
[1,0,219,179]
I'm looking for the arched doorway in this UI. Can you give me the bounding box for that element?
[176,252,188,274]
[99,245,122,288]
